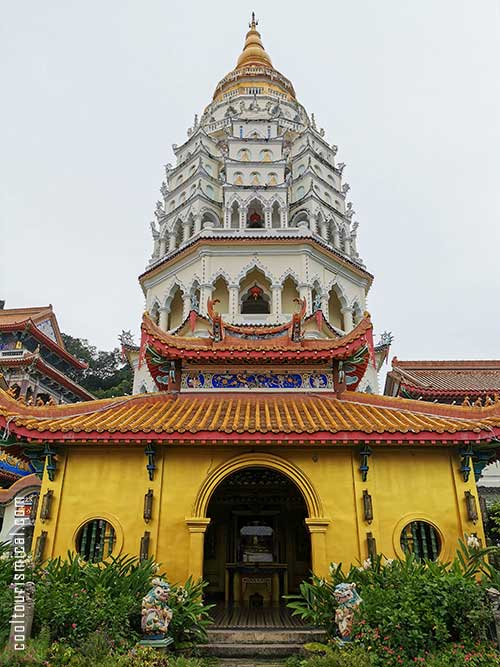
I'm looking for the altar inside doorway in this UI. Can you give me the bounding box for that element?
[225,562,288,607]
[203,467,311,607]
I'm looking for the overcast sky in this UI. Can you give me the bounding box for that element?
[1,1,499,376]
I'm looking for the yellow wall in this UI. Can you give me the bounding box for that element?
[33,444,485,582]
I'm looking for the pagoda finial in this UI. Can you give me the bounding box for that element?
[236,12,272,69]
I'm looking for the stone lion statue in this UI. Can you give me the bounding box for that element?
[141,577,173,638]
[334,582,362,640]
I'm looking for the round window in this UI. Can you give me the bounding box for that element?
[400,521,441,560]
[76,519,116,562]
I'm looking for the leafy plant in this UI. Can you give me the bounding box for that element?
[167,577,214,646]
[0,541,15,646]
[287,544,497,664]
[0,629,50,667]
[32,553,161,645]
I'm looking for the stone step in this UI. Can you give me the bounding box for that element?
[206,627,326,644]
[199,641,307,658]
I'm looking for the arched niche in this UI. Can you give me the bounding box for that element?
[281,276,300,315]
[246,199,265,229]
[271,201,281,228]
[229,201,240,229]
[166,285,184,331]
[212,276,230,315]
[352,302,363,326]
[239,268,271,315]
[327,287,344,330]
[151,302,160,326]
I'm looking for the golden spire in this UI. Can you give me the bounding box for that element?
[236,13,273,69]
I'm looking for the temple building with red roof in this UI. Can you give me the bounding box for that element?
[385,358,500,497]
[0,304,94,405]
[1,16,497,612]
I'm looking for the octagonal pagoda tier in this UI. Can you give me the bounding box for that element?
[139,300,375,394]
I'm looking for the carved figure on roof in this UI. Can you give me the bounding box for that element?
[345,202,355,219]
[337,162,346,174]
[474,397,483,407]
[342,183,350,195]
[141,577,173,638]
[291,297,307,342]
[312,291,322,313]
[154,201,165,221]
[377,331,394,347]
[119,330,135,348]
[332,144,338,156]
[207,298,224,343]
[190,290,199,312]
[150,221,159,240]
[225,104,238,117]
[269,103,280,117]
[462,396,471,407]
[249,95,260,112]
[311,113,317,130]
[160,181,168,198]
[164,163,173,174]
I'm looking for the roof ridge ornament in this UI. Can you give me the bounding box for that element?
[249,12,258,29]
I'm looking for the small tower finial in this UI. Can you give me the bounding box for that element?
[249,12,258,29]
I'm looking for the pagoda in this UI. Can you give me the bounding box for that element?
[126,12,385,397]
[1,17,499,611]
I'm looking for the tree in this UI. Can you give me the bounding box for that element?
[61,333,134,399]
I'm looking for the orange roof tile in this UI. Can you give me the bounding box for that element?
[1,388,499,443]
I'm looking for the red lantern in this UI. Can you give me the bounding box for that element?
[249,284,263,300]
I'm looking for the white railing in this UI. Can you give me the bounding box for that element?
[0,349,27,358]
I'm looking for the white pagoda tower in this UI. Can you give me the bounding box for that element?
[130,15,382,394]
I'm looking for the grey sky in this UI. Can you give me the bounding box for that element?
[1,1,499,374]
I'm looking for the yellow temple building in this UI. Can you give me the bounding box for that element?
[1,16,499,610]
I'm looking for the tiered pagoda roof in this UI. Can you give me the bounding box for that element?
[0,306,87,370]
[141,308,374,392]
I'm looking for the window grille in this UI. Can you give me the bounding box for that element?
[400,521,441,560]
[77,519,116,562]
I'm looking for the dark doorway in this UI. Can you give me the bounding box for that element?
[203,467,311,608]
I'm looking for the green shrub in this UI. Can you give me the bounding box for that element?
[32,553,158,645]
[166,577,214,646]
[0,542,15,646]
[116,645,170,667]
[287,541,498,664]
[0,629,50,667]
[286,642,372,667]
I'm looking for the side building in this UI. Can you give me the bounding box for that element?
[0,304,94,405]
[385,358,500,504]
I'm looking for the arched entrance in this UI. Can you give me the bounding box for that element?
[203,467,312,607]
